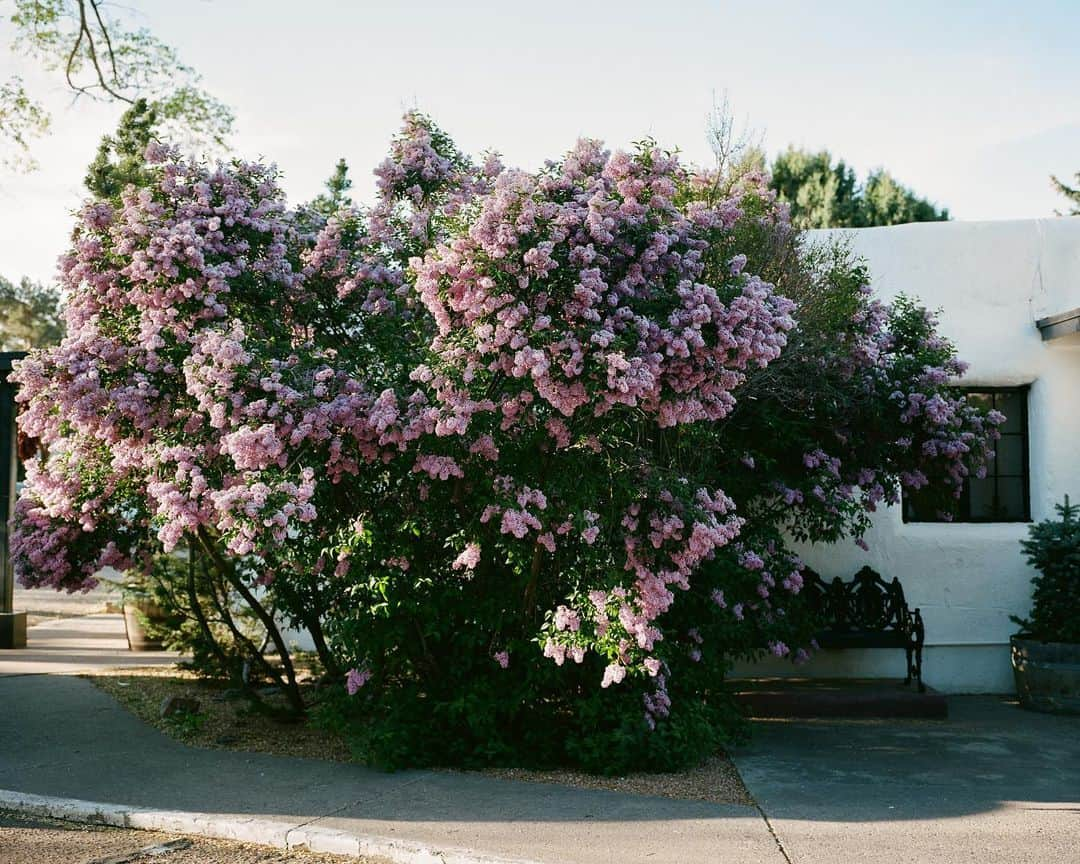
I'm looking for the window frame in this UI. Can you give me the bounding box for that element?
[902,384,1031,524]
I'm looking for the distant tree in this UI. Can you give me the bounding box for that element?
[1050,170,1080,216]
[0,74,48,171]
[0,275,63,350]
[860,169,950,226]
[1,0,233,171]
[309,158,354,219]
[705,91,762,181]
[83,97,159,200]
[0,98,154,354]
[770,148,948,229]
[770,148,860,228]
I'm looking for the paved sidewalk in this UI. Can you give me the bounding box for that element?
[732,698,1080,864]
[0,674,777,864]
[2,615,1078,863]
[0,616,778,864]
[0,614,177,675]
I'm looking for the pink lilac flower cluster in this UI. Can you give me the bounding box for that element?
[10,141,421,589]
[451,542,482,572]
[642,674,671,730]
[412,140,795,442]
[346,666,372,694]
[760,296,1003,543]
[541,487,745,682]
[369,111,502,254]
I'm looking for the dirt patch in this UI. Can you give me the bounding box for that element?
[0,807,384,863]
[88,667,351,762]
[87,667,752,806]
[472,758,752,805]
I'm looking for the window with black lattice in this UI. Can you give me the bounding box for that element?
[903,387,1030,523]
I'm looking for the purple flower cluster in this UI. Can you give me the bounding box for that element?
[413,140,795,436]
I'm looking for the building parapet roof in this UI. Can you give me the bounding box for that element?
[1036,308,1080,341]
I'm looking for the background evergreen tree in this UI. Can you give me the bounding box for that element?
[1051,171,1080,216]
[309,158,354,218]
[769,148,948,229]
[0,274,63,350]
[83,98,159,201]
[770,148,859,228]
[1013,496,1080,644]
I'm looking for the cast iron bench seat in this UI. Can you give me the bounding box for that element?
[802,565,926,692]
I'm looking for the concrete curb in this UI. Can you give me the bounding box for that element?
[0,789,542,864]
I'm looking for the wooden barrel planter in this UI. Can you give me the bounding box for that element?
[1011,636,1080,714]
[122,596,167,651]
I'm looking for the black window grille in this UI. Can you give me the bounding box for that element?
[903,386,1030,523]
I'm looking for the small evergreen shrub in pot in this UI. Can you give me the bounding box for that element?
[1011,496,1080,714]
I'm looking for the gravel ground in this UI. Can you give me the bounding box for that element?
[87,667,752,806]
[0,808,384,863]
[89,667,352,761]
[472,758,752,805]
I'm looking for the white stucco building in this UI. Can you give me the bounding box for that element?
[735,217,1080,693]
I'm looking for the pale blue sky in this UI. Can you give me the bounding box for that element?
[2,0,1078,284]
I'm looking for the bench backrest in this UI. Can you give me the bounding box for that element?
[801,565,911,633]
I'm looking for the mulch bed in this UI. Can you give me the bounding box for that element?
[87,666,752,806]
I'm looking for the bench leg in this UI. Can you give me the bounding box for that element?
[905,644,914,687]
[912,608,926,693]
[915,643,925,693]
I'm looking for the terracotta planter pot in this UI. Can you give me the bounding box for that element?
[1011,636,1080,715]
[123,598,167,651]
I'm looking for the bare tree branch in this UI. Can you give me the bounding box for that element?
[76,0,134,103]
[64,3,86,95]
[89,0,121,87]
[3,0,234,167]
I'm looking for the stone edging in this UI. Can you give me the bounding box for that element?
[0,788,541,864]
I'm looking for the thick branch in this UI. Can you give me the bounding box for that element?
[184,545,231,673]
[199,554,271,682]
[196,527,304,714]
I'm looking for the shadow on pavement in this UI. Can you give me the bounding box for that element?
[733,694,1080,822]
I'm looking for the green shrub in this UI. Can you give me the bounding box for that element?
[1014,496,1080,643]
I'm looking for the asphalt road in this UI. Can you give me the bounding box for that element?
[13,582,121,627]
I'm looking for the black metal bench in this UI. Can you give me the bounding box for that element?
[801,565,926,692]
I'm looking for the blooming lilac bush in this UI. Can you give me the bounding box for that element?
[12,113,1000,770]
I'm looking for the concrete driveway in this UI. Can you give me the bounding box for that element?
[733,695,1080,864]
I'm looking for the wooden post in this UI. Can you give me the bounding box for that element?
[0,351,27,648]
